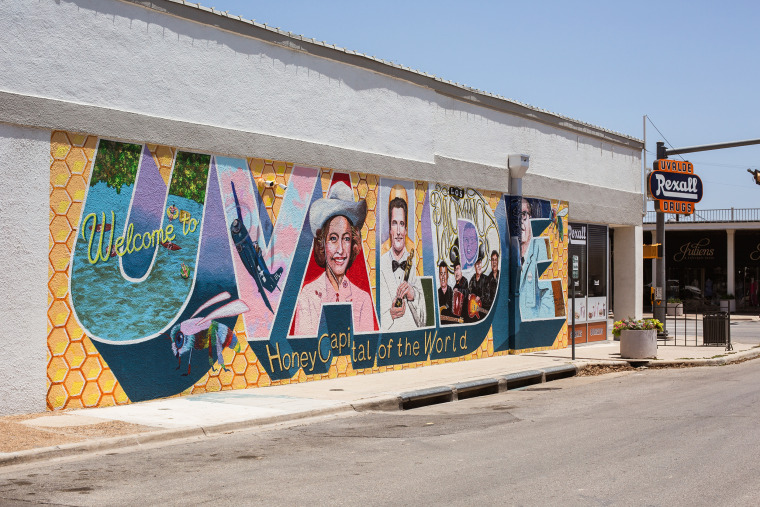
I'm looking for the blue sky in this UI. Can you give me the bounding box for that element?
[204,0,760,211]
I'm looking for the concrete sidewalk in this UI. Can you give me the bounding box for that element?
[2,338,759,468]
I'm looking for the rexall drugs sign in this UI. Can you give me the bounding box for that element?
[648,163,703,214]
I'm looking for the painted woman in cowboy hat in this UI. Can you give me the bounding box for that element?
[293,182,376,336]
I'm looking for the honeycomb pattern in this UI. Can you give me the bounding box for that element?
[49,131,569,408]
[414,182,427,276]
[551,200,570,350]
[249,158,294,223]
[146,144,176,186]
[48,131,129,410]
[352,172,378,297]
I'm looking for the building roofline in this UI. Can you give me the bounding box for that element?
[124,0,644,151]
[642,222,760,231]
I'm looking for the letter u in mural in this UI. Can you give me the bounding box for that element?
[68,140,242,401]
[49,131,569,410]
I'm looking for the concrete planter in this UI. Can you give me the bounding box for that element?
[620,329,657,359]
[719,299,736,312]
[666,303,683,316]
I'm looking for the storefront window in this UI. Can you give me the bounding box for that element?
[568,223,587,296]
[568,222,608,342]
[588,225,608,298]
[735,230,760,309]
[667,230,726,304]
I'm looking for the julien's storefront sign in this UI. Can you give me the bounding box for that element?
[673,237,715,262]
[666,231,725,267]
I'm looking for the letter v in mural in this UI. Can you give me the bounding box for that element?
[50,131,570,410]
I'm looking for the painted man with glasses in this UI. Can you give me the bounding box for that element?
[517,198,555,319]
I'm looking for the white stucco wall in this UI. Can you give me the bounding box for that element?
[434,96,641,225]
[0,0,644,414]
[1,0,436,162]
[0,124,50,415]
[0,0,641,212]
[435,96,641,194]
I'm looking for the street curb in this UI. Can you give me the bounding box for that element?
[3,349,760,469]
[452,378,501,399]
[351,396,402,412]
[542,364,578,381]
[388,364,584,409]
[0,403,355,469]
[399,386,454,409]
[571,346,760,370]
[197,403,353,436]
[641,346,760,368]
[499,369,544,389]
[0,427,205,468]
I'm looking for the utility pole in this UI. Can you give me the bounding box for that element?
[653,142,667,330]
[651,137,760,332]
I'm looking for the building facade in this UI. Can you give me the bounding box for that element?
[643,209,760,312]
[0,0,644,415]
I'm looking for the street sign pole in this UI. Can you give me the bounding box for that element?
[571,255,579,360]
[571,282,575,360]
[654,143,668,337]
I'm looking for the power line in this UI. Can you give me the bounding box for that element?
[690,161,760,170]
[645,116,686,161]
[644,130,759,169]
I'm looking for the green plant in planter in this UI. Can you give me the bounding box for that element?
[719,294,735,300]
[612,318,663,338]
[667,298,682,304]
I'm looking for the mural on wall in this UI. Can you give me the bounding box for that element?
[506,196,568,351]
[47,131,570,410]
[378,180,426,333]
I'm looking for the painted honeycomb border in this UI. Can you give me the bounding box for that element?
[47,131,568,410]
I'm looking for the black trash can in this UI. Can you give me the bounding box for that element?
[703,312,730,346]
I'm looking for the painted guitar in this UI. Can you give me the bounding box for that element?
[439,306,463,324]
[467,294,489,319]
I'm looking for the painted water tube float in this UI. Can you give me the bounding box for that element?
[166,204,179,220]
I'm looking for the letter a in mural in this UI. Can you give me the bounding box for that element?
[291,175,378,336]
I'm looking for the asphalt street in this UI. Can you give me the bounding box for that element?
[2,360,760,506]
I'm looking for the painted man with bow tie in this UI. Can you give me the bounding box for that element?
[379,191,426,331]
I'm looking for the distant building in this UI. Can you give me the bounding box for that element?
[643,209,760,312]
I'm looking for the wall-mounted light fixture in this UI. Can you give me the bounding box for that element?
[508,154,530,195]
